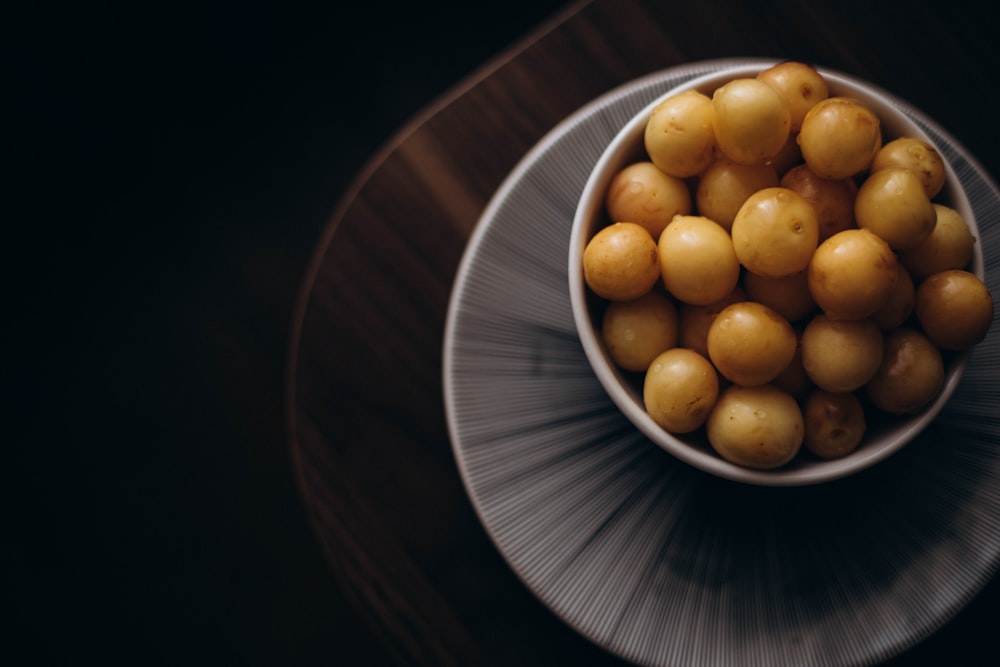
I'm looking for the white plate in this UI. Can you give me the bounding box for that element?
[443,58,1000,667]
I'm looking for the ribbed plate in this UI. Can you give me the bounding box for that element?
[442,58,1000,667]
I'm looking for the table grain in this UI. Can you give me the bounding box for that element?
[287,1,999,664]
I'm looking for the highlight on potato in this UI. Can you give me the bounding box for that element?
[580,60,994,471]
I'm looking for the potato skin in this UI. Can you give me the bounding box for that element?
[803,390,866,460]
[706,385,803,469]
[915,270,994,350]
[583,222,661,301]
[643,348,719,433]
[866,327,944,415]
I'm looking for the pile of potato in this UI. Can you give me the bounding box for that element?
[581,61,994,470]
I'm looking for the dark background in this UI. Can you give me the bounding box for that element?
[9,1,569,663]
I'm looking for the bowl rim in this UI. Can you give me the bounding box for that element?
[568,62,979,487]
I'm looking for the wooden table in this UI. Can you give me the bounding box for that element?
[287,1,999,664]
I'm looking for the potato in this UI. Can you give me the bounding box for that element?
[800,314,883,393]
[757,61,829,132]
[712,78,791,165]
[706,384,804,469]
[707,301,797,386]
[657,215,741,305]
[899,204,976,281]
[605,161,692,239]
[602,290,679,372]
[871,136,946,198]
[866,327,944,415]
[915,270,994,350]
[583,222,661,301]
[808,228,899,320]
[797,97,882,179]
[803,390,866,459]
[644,90,717,178]
[779,163,857,241]
[731,186,819,278]
[855,166,936,250]
[677,286,747,358]
[643,348,720,433]
[695,157,778,231]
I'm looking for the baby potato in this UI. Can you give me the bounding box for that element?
[643,347,720,433]
[756,60,829,132]
[677,286,747,358]
[743,269,816,323]
[798,97,882,179]
[808,228,899,320]
[644,90,717,178]
[870,262,915,330]
[803,390,866,460]
[855,166,937,250]
[731,186,819,278]
[915,269,994,350]
[866,327,944,415]
[779,163,857,241]
[899,204,976,281]
[583,222,661,301]
[602,290,679,372]
[707,301,797,386]
[658,215,741,305]
[706,384,803,469]
[800,314,883,393]
[871,136,946,199]
[605,161,693,239]
[695,157,779,231]
[712,78,791,165]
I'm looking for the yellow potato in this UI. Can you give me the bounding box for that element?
[808,229,899,320]
[800,314,883,393]
[871,136,946,199]
[855,166,936,250]
[757,61,830,132]
[602,289,679,372]
[707,301,797,386]
[899,204,976,282]
[712,78,791,165]
[798,97,882,179]
[803,390,866,460]
[915,269,994,350]
[866,327,944,415]
[605,161,692,239]
[731,186,819,278]
[779,163,857,241]
[677,286,747,358]
[583,222,661,301]
[643,347,720,433]
[706,384,803,469]
[657,215,741,305]
[695,157,778,231]
[644,90,717,178]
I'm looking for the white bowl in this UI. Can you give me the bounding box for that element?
[568,63,984,486]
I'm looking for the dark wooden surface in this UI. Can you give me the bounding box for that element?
[288,1,999,665]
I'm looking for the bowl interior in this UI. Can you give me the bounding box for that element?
[568,63,982,486]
